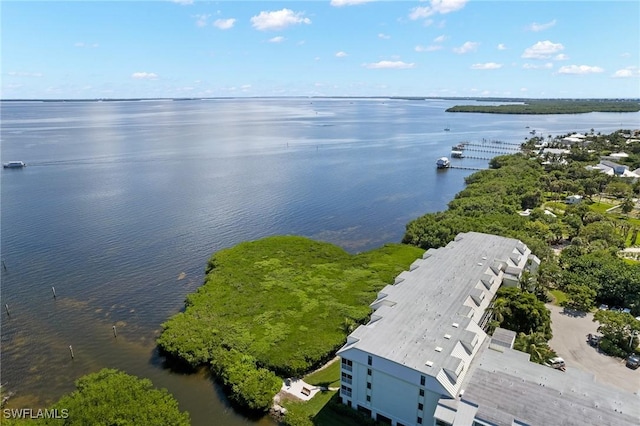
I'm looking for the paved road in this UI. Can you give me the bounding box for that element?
[547,304,639,394]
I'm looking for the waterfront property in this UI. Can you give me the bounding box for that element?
[336,232,539,425]
[336,232,638,426]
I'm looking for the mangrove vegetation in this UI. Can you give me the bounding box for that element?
[157,236,422,412]
[446,99,640,114]
[3,369,190,426]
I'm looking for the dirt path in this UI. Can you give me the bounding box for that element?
[547,304,639,394]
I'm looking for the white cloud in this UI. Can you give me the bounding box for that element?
[250,9,311,31]
[194,14,210,27]
[453,41,479,54]
[557,65,604,75]
[415,44,442,52]
[336,51,348,57]
[268,36,285,43]
[410,0,468,20]
[7,71,43,77]
[612,67,639,78]
[433,35,447,43]
[520,88,528,92]
[378,33,391,39]
[330,0,375,6]
[523,62,553,69]
[521,40,564,59]
[497,43,507,50]
[131,72,159,80]
[171,0,193,5]
[74,42,99,48]
[213,18,235,30]
[554,53,569,61]
[363,61,415,69]
[528,19,557,32]
[471,62,503,70]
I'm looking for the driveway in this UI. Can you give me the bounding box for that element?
[547,304,639,394]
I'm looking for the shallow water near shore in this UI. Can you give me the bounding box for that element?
[1,98,638,424]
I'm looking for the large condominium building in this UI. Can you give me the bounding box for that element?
[336,232,639,426]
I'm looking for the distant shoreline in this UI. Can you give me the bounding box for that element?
[1,96,639,106]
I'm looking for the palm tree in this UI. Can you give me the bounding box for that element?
[514,332,557,364]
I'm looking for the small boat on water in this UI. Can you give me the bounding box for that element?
[436,157,450,169]
[451,150,464,158]
[3,161,26,169]
[444,127,450,131]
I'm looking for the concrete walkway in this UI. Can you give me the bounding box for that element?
[279,378,323,401]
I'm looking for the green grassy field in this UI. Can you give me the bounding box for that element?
[304,358,341,388]
[549,289,568,306]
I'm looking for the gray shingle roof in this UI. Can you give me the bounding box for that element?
[338,232,530,394]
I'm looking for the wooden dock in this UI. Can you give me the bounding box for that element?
[449,165,487,171]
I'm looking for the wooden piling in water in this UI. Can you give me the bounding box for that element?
[52,287,56,298]
[5,304,9,316]
[1,260,6,271]
[112,326,117,338]
[69,345,74,359]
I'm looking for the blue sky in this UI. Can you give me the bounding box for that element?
[2,0,639,99]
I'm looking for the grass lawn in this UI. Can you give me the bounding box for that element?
[549,289,568,306]
[304,358,340,388]
[589,201,617,214]
[282,391,378,426]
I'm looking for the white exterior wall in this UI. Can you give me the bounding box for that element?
[340,350,447,426]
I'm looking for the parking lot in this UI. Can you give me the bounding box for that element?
[547,304,639,394]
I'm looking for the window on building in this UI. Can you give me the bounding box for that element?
[420,375,425,386]
[435,420,452,426]
[367,368,372,376]
[347,400,351,408]
[417,417,423,424]
[341,372,353,385]
[341,358,353,371]
[367,355,372,366]
[418,403,424,411]
[366,382,371,389]
[341,385,352,398]
[419,389,425,397]
[366,395,371,402]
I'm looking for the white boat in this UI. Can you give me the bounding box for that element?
[3,161,26,169]
[436,157,450,169]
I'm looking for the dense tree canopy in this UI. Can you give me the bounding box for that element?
[41,369,189,426]
[593,310,640,357]
[446,100,640,114]
[493,287,552,339]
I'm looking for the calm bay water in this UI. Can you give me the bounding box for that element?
[1,98,638,425]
